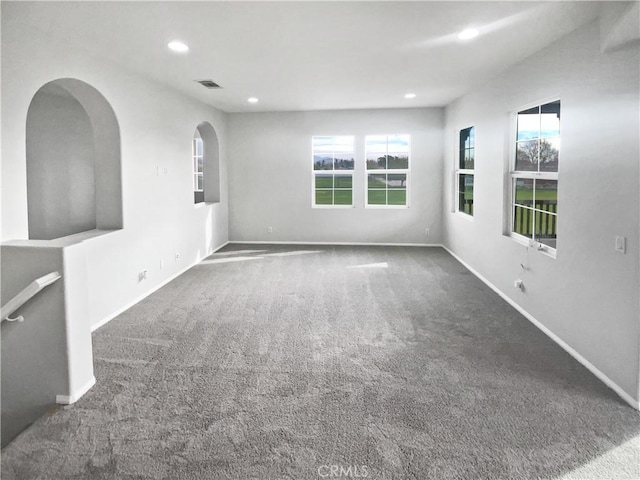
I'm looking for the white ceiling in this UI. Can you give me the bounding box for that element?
[8,1,604,112]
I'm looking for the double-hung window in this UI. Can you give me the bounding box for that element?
[511,100,560,250]
[193,135,204,204]
[365,134,410,207]
[456,127,475,216]
[312,136,355,207]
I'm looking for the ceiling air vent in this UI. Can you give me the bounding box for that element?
[195,80,222,89]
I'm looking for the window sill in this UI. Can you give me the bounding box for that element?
[509,233,557,259]
[364,205,409,209]
[194,201,221,208]
[455,211,474,221]
[312,205,355,209]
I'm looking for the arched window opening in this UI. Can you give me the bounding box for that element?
[193,122,220,204]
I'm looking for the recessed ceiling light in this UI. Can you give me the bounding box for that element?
[405,93,417,99]
[458,29,479,40]
[168,40,189,53]
[247,97,259,103]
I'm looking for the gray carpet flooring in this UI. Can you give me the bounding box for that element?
[2,245,639,479]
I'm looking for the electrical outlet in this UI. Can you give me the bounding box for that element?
[267,226,273,233]
[615,236,626,254]
[425,228,430,237]
[175,253,180,261]
[138,270,148,282]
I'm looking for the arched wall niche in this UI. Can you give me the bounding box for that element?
[196,121,221,204]
[26,78,123,240]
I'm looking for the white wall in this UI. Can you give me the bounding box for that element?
[1,243,94,446]
[443,20,640,403]
[1,12,230,329]
[228,108,443,244]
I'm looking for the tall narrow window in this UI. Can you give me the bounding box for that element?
[511,100,560,250]
[456,126,475,216]
[193,133,204,204]
[365,134,410,207]
[312,136,354,207]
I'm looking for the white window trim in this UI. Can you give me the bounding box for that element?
[193,137,203,193]
[455,126,474,218]
[508,97,560,257]
[364,134,410,209]
[311,136,355,208]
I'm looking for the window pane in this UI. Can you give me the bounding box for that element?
[517,106,540,140]
[388,134,410,154]
[196,174,203,191]
[459,192,473,215]
[367,153,386,170]
[315,174,333,189]
[312,136,335,154]
[388,153,409,169]
[368,189,387,205]
[315,189,333,205]
[535,211,557,248]
[534,179,558,213]
[515,140,538,171]
[367,173,386,188]
[513,205,533,238]
[334,153,355,170]
[332,136,355,153]
[193,138,203,156]
[459,127,474,169]
[314,155,333,170]
[540,101,560,138]
[195,156,203,173]
[334,175,352,189]
[387,174,406,188]
[366,135,388,152]
[458,174,474,215]
[460,126,474,152]
[313,135,355,171]
[334,190,352,205]
[464,148,474,169]
[514,178,534,207]
[388,189,406,205]
[539,138,559,172]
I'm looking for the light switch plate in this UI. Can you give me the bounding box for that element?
[615,236,626,254]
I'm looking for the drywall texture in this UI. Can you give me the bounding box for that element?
[228,108,443,244]
[26,85,97,240]
[443,20,640,402]
[1,5,230,329]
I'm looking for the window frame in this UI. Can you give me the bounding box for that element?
[311,135,355,209]
[364,134,410,209]
[509,98,560,256]
[455,126,475,218]
[192,136,204,204]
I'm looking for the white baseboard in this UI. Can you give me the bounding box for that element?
[229,240,441,247]
[442,246,640,411]
[91,240,230,332]
[56,376,96,405]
